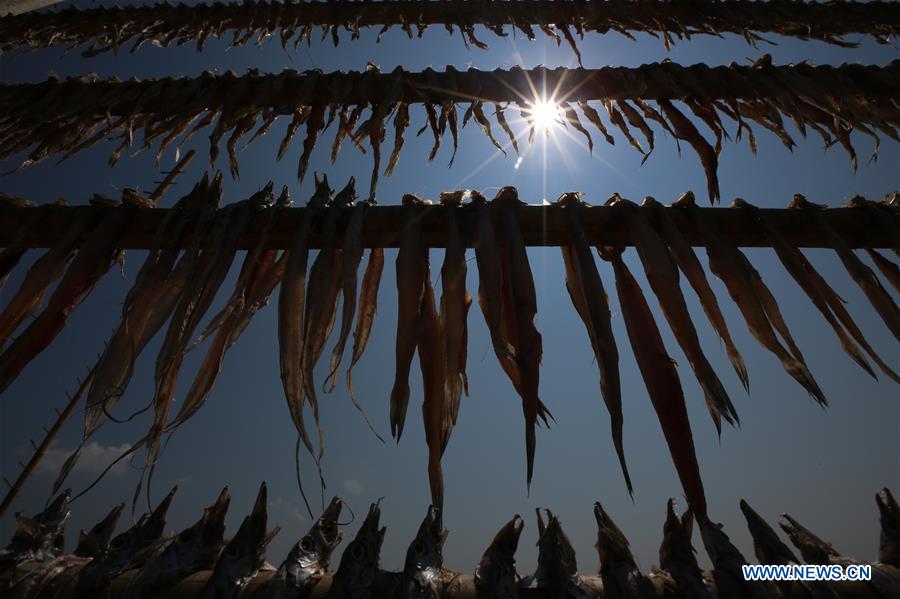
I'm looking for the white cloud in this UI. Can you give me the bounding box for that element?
[37,442,132,478]
[343,479,364,496]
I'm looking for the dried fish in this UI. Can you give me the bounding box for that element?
[474,515,524,599]
[658,100,720,204]
[877,488,900,568]
[593,502,656,599]
[73,503,124,559]
[598,244,708,522]
[397,505,449,599]
[346,247,385,423]
[555,193,631,495]
[418,262,447,511]
[524,509,587,598]
[328,500,387,598]
[698,518,774,599]
[867,249,900,295]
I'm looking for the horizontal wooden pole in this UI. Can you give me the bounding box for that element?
[0,202,896,250]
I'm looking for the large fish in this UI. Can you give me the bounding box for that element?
[612,195,739,434]
[280,174,332,467]
[73,502,124,558]
[268,496,344,598]
[523,509,587,598]
[438,191,471,446]
[346,247,385,433]
[474,515,524,599]
[674,192,826,406]
[201,483,280,599]
[658,500,711,599]
[491,187,551,490]
[328,500,387,599]
[396,505,449,599]
[122,487,230,599]
[390,194,430,442]
[642,196,749,391]
[556,192,631,495]
[593,502,656,599]
[790,194,900,341]
[598,244,708,522]
[0,195,144,393]
[877,489,900,568]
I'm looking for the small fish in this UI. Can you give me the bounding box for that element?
[269,496,343,597]
[474,515,524,599]
[396,505,449,599]
[877,489,900,568]
[123,487,230,599]
[698,519,775,599]
[346,247,386,426]
[390,194,430,442]
[791,194,900,341]
[612,194,738,435]
[556,192,631,495]
[201,482,280,599]
[523,509,586,598]
[73,502,124,558]
[329,500,387,599]
[659,500,712,599]
[598,244,708,522]
[642,196,749,392]
[593,502,656,599]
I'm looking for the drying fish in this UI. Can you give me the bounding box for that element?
[877,489,900,568]
[698,519,775,599]
[280,174,332,468]
[122,487,230,599]
[0,200,53,299]
[439,191,471,442]
[302,177,354,458]
[523,509,587,598]
[611,194,738,435]
[491,187,551,490]
[592,502,656,599]
[73,502,124,559]
[642,196,749,391]
[328,500,387,599]
[598,245,708,522]
[417,262,447,511]
[397,505,450,599]
[474,515,524,599]
[674,192,826,406]
[346,247,385,428]
[2,489,71,564]
[390,194,430,442]
[6,554,91,599]
[659,500,712,599]
[658,100,720,203]
[556,192,631,495]
[201,483,280,599]
[734,198,893,382]
[0,197,141,393]
[267,496,343,598]
[867,248,900,295]
[791,194,900,341]
[76,486,178,594]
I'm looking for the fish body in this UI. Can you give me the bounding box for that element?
[396,506,449,599]
[329,501,386,599]
[699,519,775,599]
[877,488,900,568]
[523,509,586,598]
[201,483,279,599]
[417,264,447,511]
[598,244,708,522]
[866,249,900,295]
[268,496,343,598]
[390,194,430,441]
[592,502,655,599]
[346,247,385,426]
[6,555,90,599]
[74,502,124,558]
[474,515,524,599]
[3,489,71,564]
[556,193,631,494]
[659,500,712,599]
[122,487,230,599]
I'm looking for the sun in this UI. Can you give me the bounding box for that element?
[528,99,560,133]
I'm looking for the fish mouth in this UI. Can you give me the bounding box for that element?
[203,487,231,539]
[739,499,767,532]
[361,501,383,535]
[422,505,446,542]
[511,515,524,536]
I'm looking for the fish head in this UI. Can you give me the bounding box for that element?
[698,519,746,569]
[333,177,358,208]
[554,192,585,208]
[171,487,231,570]
[640,196,661,209]
[788,193,810,209]
[537,510,578,581]
[738,499,798,566]
[877,488,900,565]
[659,499,699,570]
[494,186,520,205]
[672,191,696,208]
[135,486,177,551]
[334,500,387,592]
[309,173,333,209]
[401,193,431,208]
[592,502,635,568]
[469,190,487,206]
[439,190,468,207]
[249,181,276,210]
[778,513,837,564]
[280,495,344,586]
[276,185,294,208]
[75,502,124,557]
[404,505,447,575]
[215,483,279,589]
[474,514,523,595]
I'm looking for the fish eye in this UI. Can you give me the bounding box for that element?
[300,537,315,552]
[413,541,425,555]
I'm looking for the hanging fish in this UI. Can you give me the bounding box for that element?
[328,500,388,599]
[593,502,656,599]
[523,509,587,598]
[598,244,708,522]
[346,247,386,425]
[474,515,524,599]
[555,192,631,495]
[660,500,713,599]
[866,249,900,295]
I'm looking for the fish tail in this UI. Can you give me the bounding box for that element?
[346,367,386,443]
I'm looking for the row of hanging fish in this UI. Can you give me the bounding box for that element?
[3,485,899,598]
[2,60,898,202]
[1,181,898,527]
[0,0,896,59]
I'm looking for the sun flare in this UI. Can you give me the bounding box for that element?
[529,99,560,132]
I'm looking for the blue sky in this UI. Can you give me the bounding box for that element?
[1,0,898,576]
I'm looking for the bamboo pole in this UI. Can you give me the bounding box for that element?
[149,150,197,205]
[0,202,896,250]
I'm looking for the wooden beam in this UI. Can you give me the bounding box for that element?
[0,202,896,250]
